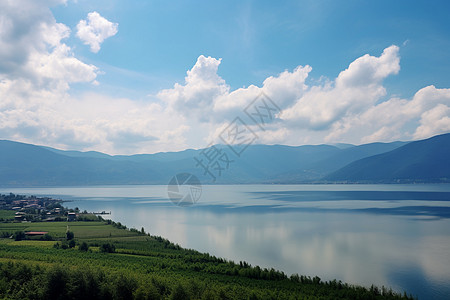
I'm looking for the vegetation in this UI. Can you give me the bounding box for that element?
[0,218,415,299]
[66,230,75,241]
[0,210,15,221]
[79,241,89,252]
[100,242,116,253]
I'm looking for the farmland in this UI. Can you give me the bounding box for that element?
[0,215,416,300]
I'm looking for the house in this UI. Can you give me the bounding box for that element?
[25,203,40,209]
[14,215,24,222]
[25,231,48,236]
[67,212,77,221]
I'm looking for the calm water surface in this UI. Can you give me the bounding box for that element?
[4,184,450,299]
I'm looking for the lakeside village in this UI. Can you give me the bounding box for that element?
[0,193,110,229]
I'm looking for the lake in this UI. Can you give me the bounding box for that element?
[4,184,450,299]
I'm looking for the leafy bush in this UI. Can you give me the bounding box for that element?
[0,231,12,238]
[78,242,89,252]
[100,243,115,253]
[41,233,53,241]
[66,230,74,240]
[68,239,76,248]
[13,231,26,241]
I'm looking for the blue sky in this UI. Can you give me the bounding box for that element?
[52,0,450,99]
[1,0,450,154]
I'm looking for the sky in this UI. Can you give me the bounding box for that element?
[1,0,450,154]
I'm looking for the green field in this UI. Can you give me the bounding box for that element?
[0,220,414,300]
[0,209,15,221]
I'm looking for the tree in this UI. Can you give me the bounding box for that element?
[79,242,89,252]
[66,230,74,240]
[42,233,53,241]
[14,231,26,241]
[134,284,160,300]
[100,243,115,253]
[113,274,137,300]
[169,284,189,300]
[68,239,76,248]
[45,266,69,300]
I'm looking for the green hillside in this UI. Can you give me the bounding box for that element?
[0,219,413,300]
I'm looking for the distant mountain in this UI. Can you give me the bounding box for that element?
[44,145,199,163]
[0,133,447,186]
[311,141,407,174]
[43,146,113,160]
[324,133,450,183]
[331,143,355,149]
[0,140,168,186]
[270,141,407,183]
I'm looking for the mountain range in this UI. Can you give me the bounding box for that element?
[0,133,449,186]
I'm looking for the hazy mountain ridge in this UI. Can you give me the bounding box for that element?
[324,133,450,183]
[0,133,448,186]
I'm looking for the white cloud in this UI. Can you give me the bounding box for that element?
[212,65,311,121]
[0,2,97,92]
[0,1,103,150]
[156,46,450,149]
[281,46,400,130]
[0,0,87,82]
[76,11,118,53]
[164,45,450,149]
[322,85,450,144]
[336,46,400,88]
[414,104,450,139]
[158,55,229,122]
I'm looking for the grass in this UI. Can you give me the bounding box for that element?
[67,223,137,239]
[0,221,135,239]
[0,209,15,220]
[8,240,56,247]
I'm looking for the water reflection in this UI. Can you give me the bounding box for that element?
[4,184,450,299]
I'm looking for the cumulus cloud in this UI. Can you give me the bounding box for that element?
[0,0,50,74]
[327,85,450,144]
[281,46,400,130]
[336,46,400,88]
[0,1,102,150]
[0,0,94,84]
[415,104,450,139]
[158,55,229,122]
[76,12,118,53]
[212,65,311,121]
[158,45,449,148]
